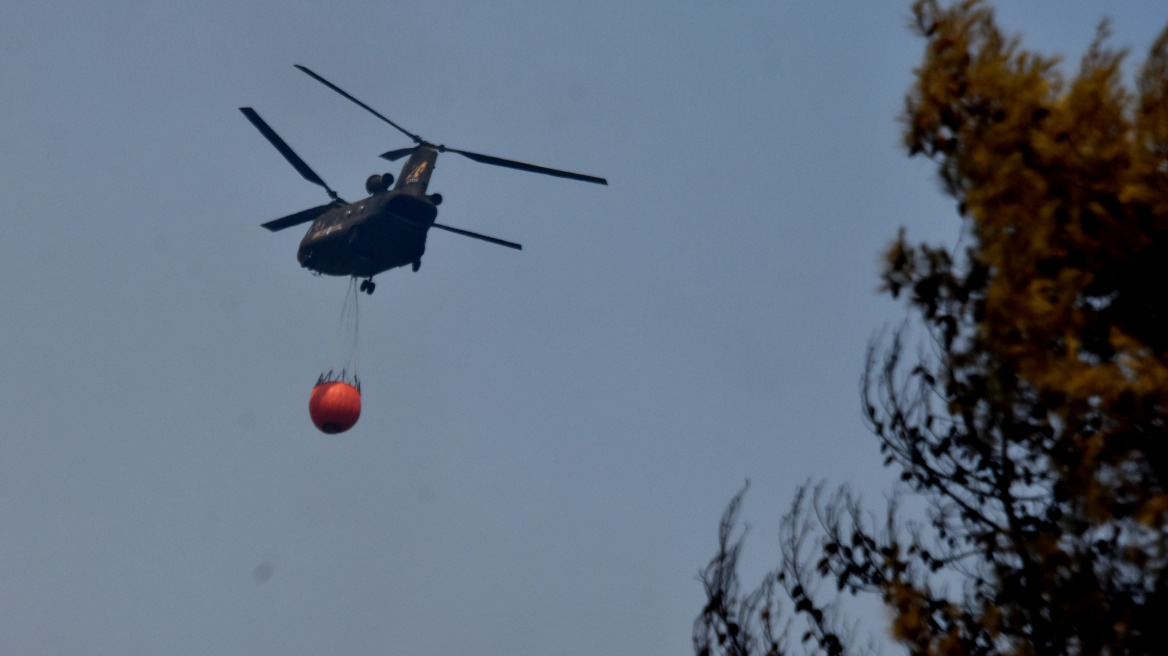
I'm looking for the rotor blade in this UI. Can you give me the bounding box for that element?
[261,201,343,232]
[380,147,417,162]
[445,147,608,185]
[240,107,342,202]
[431,222,522,250]
[294,65,422,144]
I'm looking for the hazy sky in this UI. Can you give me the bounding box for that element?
[2,2,1165,654]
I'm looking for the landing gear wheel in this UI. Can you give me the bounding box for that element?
[359,279,375,294]
[412,259,421,272]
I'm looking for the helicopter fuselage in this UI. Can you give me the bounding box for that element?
[298,188,437,277]
[298,147,440,278]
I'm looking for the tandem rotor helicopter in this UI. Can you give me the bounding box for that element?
[241,65,607,294]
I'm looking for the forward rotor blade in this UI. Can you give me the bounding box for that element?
[432,222,522,250]
[446,148,608,185]
[261,201,343,232]
[294,65,422,144]
[240,107,342,202]
[380,147,417,162]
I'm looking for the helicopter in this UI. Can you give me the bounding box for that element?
[241,65,607,294]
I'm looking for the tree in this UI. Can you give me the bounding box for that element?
[694,2,1168,655]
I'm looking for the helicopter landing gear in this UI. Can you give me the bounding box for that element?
[412,259,421,272]
[359,278,376,295]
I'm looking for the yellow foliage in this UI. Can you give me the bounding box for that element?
[886,581,930,645]
[906,1,1168,408]
[1138,494,1168,526]
[887,1,1168,653]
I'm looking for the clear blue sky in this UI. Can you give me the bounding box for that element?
[2,2,1164,654]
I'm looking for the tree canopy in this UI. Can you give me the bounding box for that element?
[694,2,1168,654]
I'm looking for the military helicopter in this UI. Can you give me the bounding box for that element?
[241,65,607,294]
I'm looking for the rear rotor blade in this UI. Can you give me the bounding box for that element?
[240,107,342,202]
[380,147,417,162]
[432,222,522,250]
[446,148,608,185]
[293,65,606,186]
[294,65,422,145]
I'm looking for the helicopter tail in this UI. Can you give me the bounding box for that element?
[392,148,438,193]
